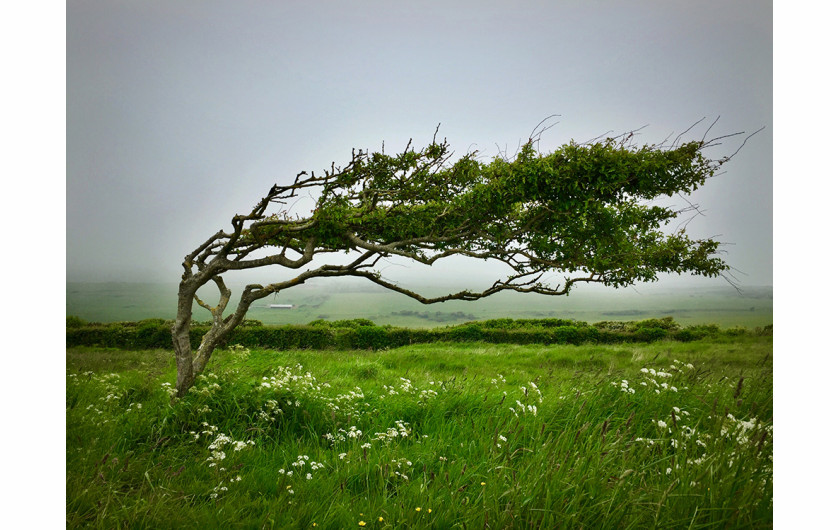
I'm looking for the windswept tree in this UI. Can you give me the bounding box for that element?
[172,122,751,396]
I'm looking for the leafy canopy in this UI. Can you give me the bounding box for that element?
[234,131,729,295]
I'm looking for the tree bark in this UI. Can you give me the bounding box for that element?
[171,276,263,397]
[172,279,198,397]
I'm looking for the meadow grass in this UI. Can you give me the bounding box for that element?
[67,337,772,528]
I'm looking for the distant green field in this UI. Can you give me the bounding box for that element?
[67,281,772,329]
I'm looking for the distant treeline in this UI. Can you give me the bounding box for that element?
[66,316,772,351]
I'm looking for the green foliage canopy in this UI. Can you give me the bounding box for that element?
[235,132,728,295]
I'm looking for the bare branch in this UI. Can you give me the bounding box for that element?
[701,116,722,143]
[672,117,707,149]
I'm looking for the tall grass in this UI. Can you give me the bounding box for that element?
[67,338,772,528]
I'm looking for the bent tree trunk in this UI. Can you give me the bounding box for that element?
[171,273,270,397]
[172,279,200,397]
[171,275,243,398]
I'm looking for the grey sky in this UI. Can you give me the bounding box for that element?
[66,0,772,287]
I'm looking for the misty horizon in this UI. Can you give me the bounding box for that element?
[67,1,772,291]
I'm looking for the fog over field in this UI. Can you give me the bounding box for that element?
[67,1,772,290]
[66,279,772,330]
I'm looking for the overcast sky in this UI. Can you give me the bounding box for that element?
[66,0,772,287]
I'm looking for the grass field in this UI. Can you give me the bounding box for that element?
[66,335,772,528]
[66,281,773,329]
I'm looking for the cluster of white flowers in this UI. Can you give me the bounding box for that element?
[639,368,673,378]
[634,437,657,446]
[187,427,253,498]
[418,388,439,401]
[209,474,243,499]
[210,482,228,499]
[511,400,537,417]
[160,381,177,397]
[611,379,636,394]
[633,360,695,396]
[258,363,370,424]
[227,344,251,361]
[231,440,250,451]
[324,425,363,445]
[670,359,695,372]
[720,413,769,446]
[527,381,543,403]
[257,399,282,422]
[280,454,325,480]
[190,421,218,441]
[335,387,363,400]
[97,374,122,406]
[646,406,705,452]
[290,454,309,467]
[373,420,412,443]
[399,377,414,393]
[67,372,125,423]
[326,387,366,419]
[490,374,507,387]
[390,457,413,480]
[380,378,444,407]
[190,373,222,396]
[507,381,542,418]
[259,365,330,399]
[639,407,704,476]
[205,432,255,468]
[637,366,680,394]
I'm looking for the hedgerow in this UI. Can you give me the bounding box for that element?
[66,316,770,351]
